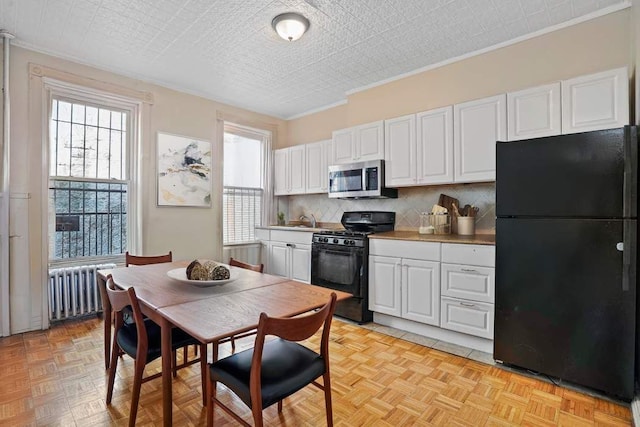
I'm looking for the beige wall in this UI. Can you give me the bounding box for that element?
[8,46,285,333]
[287,9,632,144]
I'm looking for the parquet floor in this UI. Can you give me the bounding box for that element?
[0,316,632,426]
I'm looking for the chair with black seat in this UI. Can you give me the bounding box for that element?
[105,276,207,427]
[206,292,337,427]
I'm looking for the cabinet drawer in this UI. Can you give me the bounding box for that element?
[441,264,494,303]
[255,228,270,241]
[440,297,494,339]
[441,243,494,267]
[270,230,313,245]
[369,239,440,261]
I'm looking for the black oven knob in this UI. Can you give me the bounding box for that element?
[346,239,352,245]
[333,238,339,244]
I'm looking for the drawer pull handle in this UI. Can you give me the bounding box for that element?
[459,302,476,307]
[286,243,296,248]
[461,268,477,273]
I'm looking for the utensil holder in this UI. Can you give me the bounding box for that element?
[457,216,475,235]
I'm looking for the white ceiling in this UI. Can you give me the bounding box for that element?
[0,0,630,119]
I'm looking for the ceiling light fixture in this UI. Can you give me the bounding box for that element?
[272,12,309,42]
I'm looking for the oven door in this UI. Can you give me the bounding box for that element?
[311,243,364,297]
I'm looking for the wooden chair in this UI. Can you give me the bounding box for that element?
[105,277,207,426]
[125,250,172,266]
[229,257,264,273]
[219,258,265,355]
[206,292,337,427]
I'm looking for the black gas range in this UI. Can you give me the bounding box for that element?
[311,211,395,323]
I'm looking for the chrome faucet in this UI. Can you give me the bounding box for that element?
[299,214,317,228]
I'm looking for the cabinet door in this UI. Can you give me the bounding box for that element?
[401,259,440,326]
[288,145,306,194]
[368,255,401,316]
[269,242,289,278]
[416,106,454,184]
[562,67,629,134]
[260,241,270,274]
[273,149,289,195]
[304,139,331,193]
[384,114,416,187]
[332,128,355,165]
[290,244,311,283]
[305,141,324,194]
[508,82,561,141]
[441,263,495,303]
[454,94,506,183]
[356,121,384,161]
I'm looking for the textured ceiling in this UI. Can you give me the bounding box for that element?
[0,0,630,119]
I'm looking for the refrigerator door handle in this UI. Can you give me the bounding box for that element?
[623,126,638,218]
[622,220,636,292]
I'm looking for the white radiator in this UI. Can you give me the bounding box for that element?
[48,264,116,321]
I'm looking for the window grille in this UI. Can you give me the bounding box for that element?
[223,187,262,244]
[49,98,129,260]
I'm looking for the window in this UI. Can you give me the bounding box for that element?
[48,98,130,261]
[223,126,269,244]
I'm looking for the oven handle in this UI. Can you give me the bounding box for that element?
[312,244,364,255]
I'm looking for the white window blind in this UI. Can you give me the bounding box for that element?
[223,127,268,244]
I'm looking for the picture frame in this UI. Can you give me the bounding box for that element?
[157,132,212,207]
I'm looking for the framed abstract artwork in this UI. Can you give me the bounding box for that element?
[157,132,212,207]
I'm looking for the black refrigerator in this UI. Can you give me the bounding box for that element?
[494,126,638,401]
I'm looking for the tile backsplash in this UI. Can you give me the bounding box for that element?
[280,183,496,233]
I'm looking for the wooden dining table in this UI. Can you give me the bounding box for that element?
[97,261,351,426]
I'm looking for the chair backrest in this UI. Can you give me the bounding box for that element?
[229,257,264,273]
[125,251,172,267]
[249,292,337,394]
[105,277,147,345]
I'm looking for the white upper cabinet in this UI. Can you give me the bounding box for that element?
[416,106,454,184]
[332,128,355,164]
[562,67,629,134]
[332,120,384,165]
[305,139,331,194]
[384,114,416,187]
[273,146,305,195]
[384,107,453,187]
[454,94,506,183]
[507,82,561,141]
[273,149,288,195]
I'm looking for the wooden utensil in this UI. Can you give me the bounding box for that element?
[438,194,459,233]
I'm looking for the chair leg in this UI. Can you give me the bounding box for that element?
[183,345,188,363]
[206,372,215,427]
[212,341,219,362]
[172,350,178,378]
[230,336,236,354]
[129,359,145,427]
[278,400,283,413]
[200,344,207,407]
[323,372,333,427]
[106,342,120,404]
[251,405,264,427]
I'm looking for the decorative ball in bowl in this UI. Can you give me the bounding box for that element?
[167,260,234,287]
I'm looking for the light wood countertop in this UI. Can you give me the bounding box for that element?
[369,230,495,245]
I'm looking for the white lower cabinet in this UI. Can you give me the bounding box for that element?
[369,240,441,326]
[266,230,313,283]
[369,239,496,341]
[440,243,495,339]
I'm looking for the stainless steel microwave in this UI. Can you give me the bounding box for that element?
[328,160,397,199]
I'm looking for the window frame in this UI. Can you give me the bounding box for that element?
[43,78,141,267]
[222,123,272,245]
